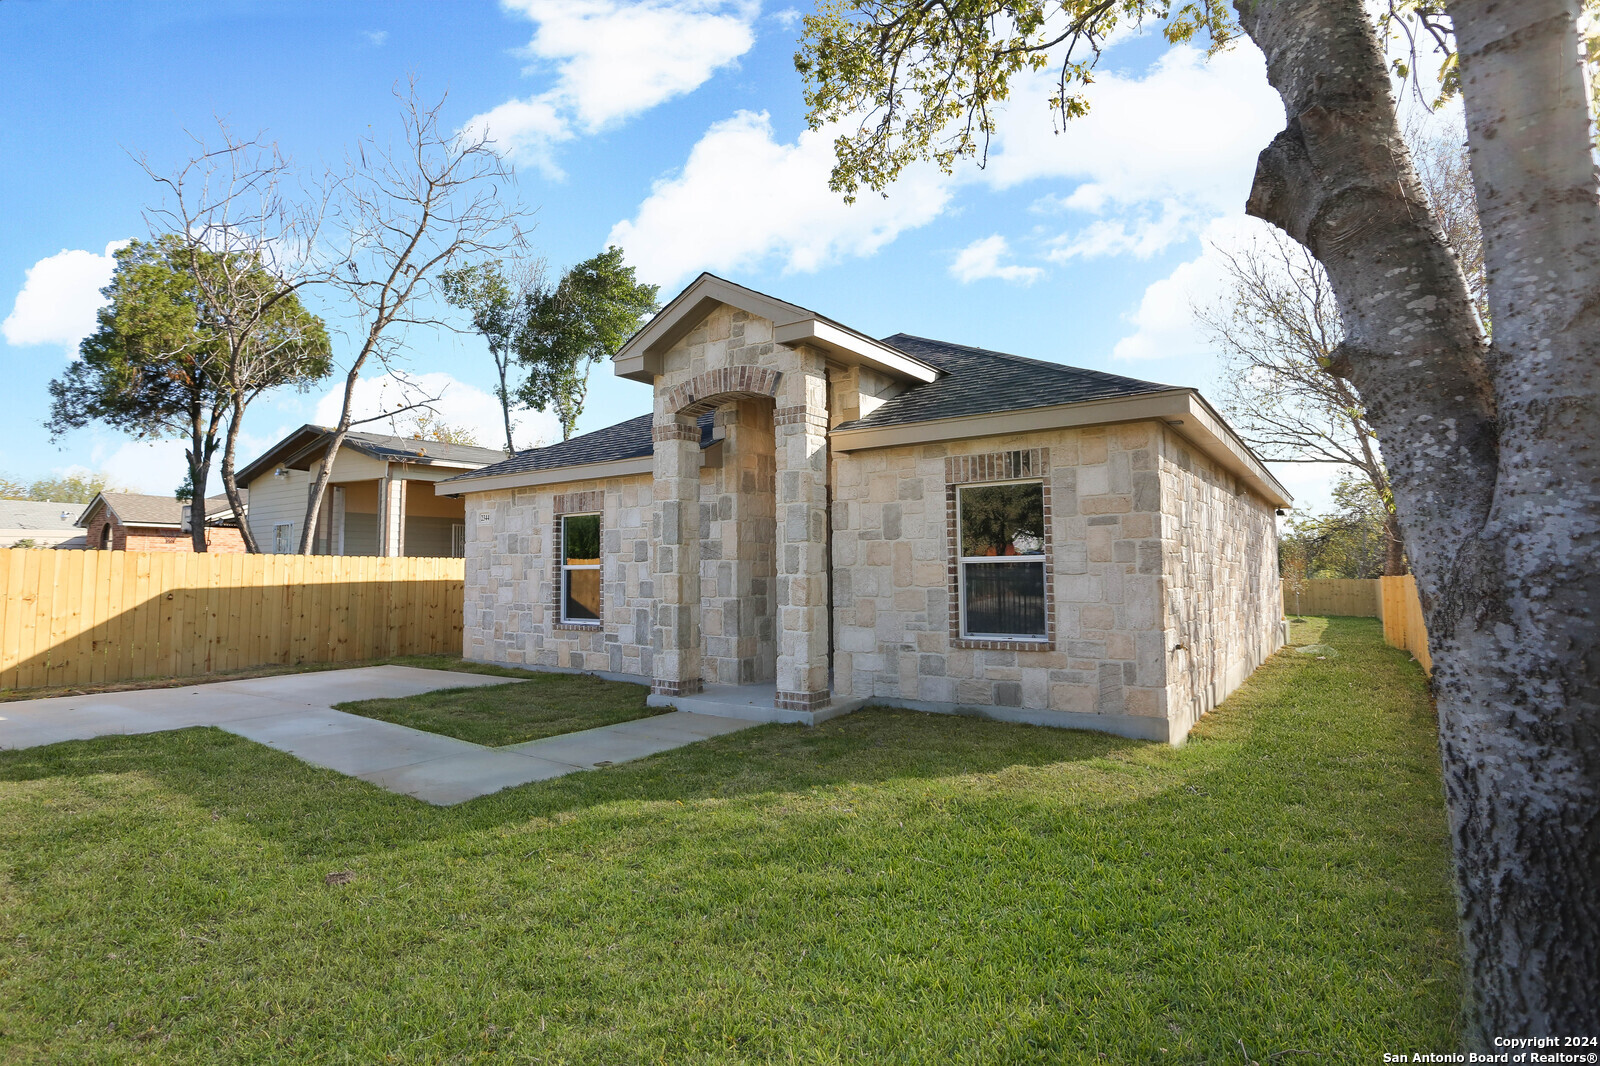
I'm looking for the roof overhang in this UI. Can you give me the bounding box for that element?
[612,273,937,385]
[434,455,656,497]
[829,389,1293,508]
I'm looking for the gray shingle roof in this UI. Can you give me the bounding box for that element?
[832,334,1180,432]
[444,334,1177,484]
[339,430,507,467]
[445,413,716,484]
[86,492,246,528]
[0,500,83,530]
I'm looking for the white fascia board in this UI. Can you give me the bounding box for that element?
[772,319,937,383]
[433,455,655,496]
[829,390,1292,508]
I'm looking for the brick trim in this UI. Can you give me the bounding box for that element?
[773,405,829,430]
[665,366,782,417]
[652,422,700,443]
[552,495,604,630]
[775,688,831,712]
[946,448,1056,652]
[651,677,704,697]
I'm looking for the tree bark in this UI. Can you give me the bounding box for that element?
[1235,0,1600,1040]
[186,404,210,555]
[220,393,259,554]
[1384,510,1406,577]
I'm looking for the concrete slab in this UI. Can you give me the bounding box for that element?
[0,667,761,804]
[357,749,581,805]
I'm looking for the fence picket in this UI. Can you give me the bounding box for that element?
[0,548,465,692]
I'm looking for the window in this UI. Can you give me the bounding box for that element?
[451,523,466,559]
[273,522,293,554]
[958,482,1047,640]
[560,513,601,624]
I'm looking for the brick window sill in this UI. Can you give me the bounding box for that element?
[552,622,602,632]
[951,638,1055,652]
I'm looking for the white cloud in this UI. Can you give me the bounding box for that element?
[2,240,130,350]
[1110,215,1271,362]
[363,29,388,46]
[984,45,1282,214]
[311,371,561,452]
[950,235,1044,284]
[608,110,953,287]
[467,0,758,175]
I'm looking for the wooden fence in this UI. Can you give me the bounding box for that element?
[0,548,464,692]
[1379,574,1432,674]
[1281,578,1382,617]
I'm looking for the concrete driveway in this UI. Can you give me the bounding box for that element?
[0,665,758,804]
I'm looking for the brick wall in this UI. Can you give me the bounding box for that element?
[83,512,247,553]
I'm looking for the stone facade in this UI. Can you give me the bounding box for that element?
[463,474,654,677]
[458,295,1283,743]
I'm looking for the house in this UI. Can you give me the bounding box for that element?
[236,426,507,557]
[0,500,84,549]
[78,492,248,553]
[437,275,1291,744]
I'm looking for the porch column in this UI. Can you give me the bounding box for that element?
[774,351,832,712]
[378,476,406,558]
[651,416,702,696]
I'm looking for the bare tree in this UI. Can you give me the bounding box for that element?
[139,125,336,552]
[1197,131,1480,576]
[299,81,527,554]
[1197,237,1407,573]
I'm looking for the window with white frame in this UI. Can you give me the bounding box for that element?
[273,521,294,554]
[560,513,601,623]
[957,482,1047,639]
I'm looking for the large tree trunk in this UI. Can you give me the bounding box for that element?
[1235,0,1600,1041]
[186,408,210,555]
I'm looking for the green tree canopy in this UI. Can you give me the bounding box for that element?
[47,235,329,550]
[517,247,659,442]
[0,472,127,505]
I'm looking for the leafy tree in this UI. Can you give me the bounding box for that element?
[1280,473,1397,580]
[517,247,659,442]
[46,236,328,552]
[799,0,1600,1037]
[442,259,543,453]
[402,412,482,447]
[141,123,339,550]
[0,472,126,504]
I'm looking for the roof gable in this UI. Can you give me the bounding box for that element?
[611,273,936,385]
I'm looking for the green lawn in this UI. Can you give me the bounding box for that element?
[0,617,1461,1063]
[334,670,665,746]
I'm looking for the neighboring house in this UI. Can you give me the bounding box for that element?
[439,275,1291,744]
[78,492,248,553]
[236,427,506,557]
[0,500,84,548]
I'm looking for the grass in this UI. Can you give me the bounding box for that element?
[0,652,545,705]
[0,617,1461,1063]
[333,671,665,746]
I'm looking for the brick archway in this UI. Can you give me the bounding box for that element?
[664,366,781,417]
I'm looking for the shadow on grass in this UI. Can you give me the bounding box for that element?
[0,617,1432,864]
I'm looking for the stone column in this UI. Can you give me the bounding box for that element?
[378,476,406,557]
[651,416,702,696]
[774,350,832,712]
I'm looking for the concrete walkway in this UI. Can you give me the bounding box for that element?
[0,666,761,805]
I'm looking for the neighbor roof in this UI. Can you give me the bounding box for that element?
[0,500,83,531]
[442,413,716,486]
[78,492,245,529]
[235,425,508,485]
[830,335,1180,432]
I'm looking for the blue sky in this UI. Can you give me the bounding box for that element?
[0,0,1342,510]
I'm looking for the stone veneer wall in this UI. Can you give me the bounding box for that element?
[700,400,778,684]
[830,423,1173,738]
[1156,427,1282,737]
[462,474,654,677]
